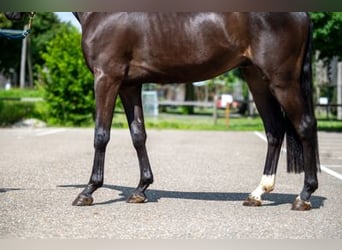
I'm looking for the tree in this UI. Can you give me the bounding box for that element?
[0,12,63,86]
[0,13,26,77]
[37,24,94,126]
[30,12,63,67]
[310,12,342,62]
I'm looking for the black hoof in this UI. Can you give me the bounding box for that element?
[127,193,147,203]
[243,197,262,207]
[72,194,94,206]
[291,197,311,211]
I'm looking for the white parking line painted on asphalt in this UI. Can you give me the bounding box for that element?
[324,165,342,168]
[320,165,342,180]
[253,131,342,181]
[35,129,66,137]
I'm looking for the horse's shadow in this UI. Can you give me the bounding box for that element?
[58,184,326,209]
[0,188,23,193]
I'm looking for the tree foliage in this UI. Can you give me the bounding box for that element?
[37,24,94,126]
[0,13,26,76]
[310,12,342,62]
[0,12,62,82]
[30,12,63,67]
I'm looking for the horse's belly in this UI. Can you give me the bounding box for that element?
[127,50,244,84]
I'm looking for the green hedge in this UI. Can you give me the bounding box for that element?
[0,89,47,126]
[0,101,36,126]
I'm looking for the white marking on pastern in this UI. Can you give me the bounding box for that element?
[249,174,276,201]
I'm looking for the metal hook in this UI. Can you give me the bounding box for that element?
[27,12,36,29]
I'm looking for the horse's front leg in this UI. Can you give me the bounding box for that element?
[241,66,285,207]
[119,84,154,203]
[72,72,120,206]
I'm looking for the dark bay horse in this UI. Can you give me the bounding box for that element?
[6,12,320,211]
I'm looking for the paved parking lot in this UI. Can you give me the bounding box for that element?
[255,131,342,179]
[0,128,341,238]
[316,132,342,177]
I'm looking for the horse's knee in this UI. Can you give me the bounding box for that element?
[266,132,283,147]
[131,120,146,149]
[94,127,110,150]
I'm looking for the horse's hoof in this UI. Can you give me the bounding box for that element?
[243,197,262,207]
[72,194,94,206]
[127,193,147,203]
[291,197,311,211]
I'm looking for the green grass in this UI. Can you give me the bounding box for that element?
[112,112,342,132]
[317,119,342,132]
[0,88,43,98]
[0,88,341,132]
[148,114,264,131]
[113,112,265,131]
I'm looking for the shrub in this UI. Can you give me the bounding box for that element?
[0,89,47,126]
[0,100,35,126]
[37,24,95,126]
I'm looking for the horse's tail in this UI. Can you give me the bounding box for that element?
[285,14,320,173]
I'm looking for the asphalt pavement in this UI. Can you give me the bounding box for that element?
[0,128,341,239]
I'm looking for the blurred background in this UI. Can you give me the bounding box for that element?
[0,12,341,131]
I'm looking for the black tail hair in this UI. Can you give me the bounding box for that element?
[286,15,320,173]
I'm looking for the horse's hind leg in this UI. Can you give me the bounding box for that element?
[241,66,286,207]
[72,72,120,206]
[269,77,319,211]
[119,84,154,203]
